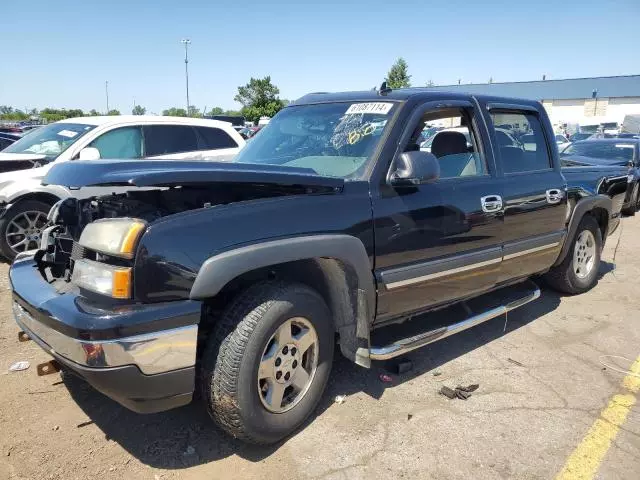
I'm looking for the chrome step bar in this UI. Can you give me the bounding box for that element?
[369,284,541,361]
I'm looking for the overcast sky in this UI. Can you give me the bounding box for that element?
[1,0,639,114]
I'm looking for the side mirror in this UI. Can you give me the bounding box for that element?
[389,151,440,186]
[78,147,101,161]
[627,160,634,169]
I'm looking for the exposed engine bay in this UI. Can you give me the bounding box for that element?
[37,183,332,280]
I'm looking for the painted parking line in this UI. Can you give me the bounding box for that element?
[555,356,640,480]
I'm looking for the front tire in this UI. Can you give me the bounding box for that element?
[621,182,639,216]
[201,281,334,444]
[543,215,602,294]
[0,200,51,261]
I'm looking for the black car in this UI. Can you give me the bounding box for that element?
[0,132,21,151]
[11,89,623,444]
[561,138,640,214]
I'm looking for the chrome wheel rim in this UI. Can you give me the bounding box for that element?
[258,317,319,413]
[573,230,596,279]
[5,211,48,253]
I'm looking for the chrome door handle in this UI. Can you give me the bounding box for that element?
[481,195,503,213]
[546,189,563,204]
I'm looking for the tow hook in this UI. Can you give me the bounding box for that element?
[17,331,31,342]
[36,360,61,376]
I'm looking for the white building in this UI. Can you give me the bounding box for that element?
[425,75,640,132]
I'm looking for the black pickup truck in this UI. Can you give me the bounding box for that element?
[10,89,623,444]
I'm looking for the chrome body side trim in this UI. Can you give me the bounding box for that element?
[13,302,197,375]
[370,284,541,360]
[502,242,560,260]
[385,257,501,289]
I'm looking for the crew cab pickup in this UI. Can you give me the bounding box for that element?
[11,89,617,444]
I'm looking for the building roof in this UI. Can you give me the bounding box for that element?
[423,75,640,101]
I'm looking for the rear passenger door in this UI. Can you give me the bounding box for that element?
[481,102,567,283]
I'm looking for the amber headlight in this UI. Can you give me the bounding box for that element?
[72,259,132,298]
[78,218,146,259]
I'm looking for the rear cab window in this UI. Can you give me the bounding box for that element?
[490,110,552,173]
[195,126,238,149]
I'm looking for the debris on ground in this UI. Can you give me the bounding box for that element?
[396,360,413,374]
[507,358,525,367]
[407,413,413,421]
[8,361,30,372]
[52,425,60,431]
[379,373,393,383]
[334,395,347,405]
[432,371,442,377]
[183,445,196,456]
[439,384,480,400]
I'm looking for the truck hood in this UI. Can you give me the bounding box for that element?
[42,160,345,190]
[0,152,48,173]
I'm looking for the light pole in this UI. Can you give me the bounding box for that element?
[105,81,110,113]
[181,39,191,115]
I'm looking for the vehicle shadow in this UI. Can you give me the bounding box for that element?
[61,282,569,469]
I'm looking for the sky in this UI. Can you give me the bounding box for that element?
[1,0,639,115]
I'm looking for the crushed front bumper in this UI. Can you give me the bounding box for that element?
[10,254,202,413]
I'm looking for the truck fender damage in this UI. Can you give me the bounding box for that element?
[189,234,376,367]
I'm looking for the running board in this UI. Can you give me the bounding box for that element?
[370,282,541,361]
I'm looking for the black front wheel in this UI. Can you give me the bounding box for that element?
[200,281,334,444]
[0,200,52,261]
[622,182,639,216]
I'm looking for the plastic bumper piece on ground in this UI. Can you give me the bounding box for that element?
[10,255,202,414]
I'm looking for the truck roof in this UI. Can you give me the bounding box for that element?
[293,88,543,109]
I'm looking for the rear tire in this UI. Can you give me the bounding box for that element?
[543,215,602,294]
[621,182,639,216]
[200,281,334,444]
[0,200,52,261]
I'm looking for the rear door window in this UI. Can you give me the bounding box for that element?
[195,126,238,149]
[143,125,199,156]
[490,111,551,173]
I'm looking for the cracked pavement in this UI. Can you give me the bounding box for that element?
[1,218,639,479]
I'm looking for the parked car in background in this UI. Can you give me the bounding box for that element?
[616,133,640,139]
[560,138,640,214]
[0,132,21,151]
[570,132,592,142]
[10,89,621,444]
[238,126,262,140]
[0,116,245,259]
[206,115,246,132]
[555,133,571,150]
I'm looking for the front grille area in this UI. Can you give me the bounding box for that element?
[71,242,87,261]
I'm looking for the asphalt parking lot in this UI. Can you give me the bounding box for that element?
[1,218,639,480]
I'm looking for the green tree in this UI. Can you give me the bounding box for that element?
[162,107,188,117]
[385,58,411,89]
[132,105,146,115]
[187,105,202,117]
[89,109,100,116]
[224,109,241,116]
[234,76,285,123]
[206,107,224,116]
[107,109,120,116]
[0,106,13,115]
[425,79,435,87]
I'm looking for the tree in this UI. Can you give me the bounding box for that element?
[425,79,435,87]
[187,105,201,118]
[224,109,241,116]
[162,107,187,117]
[132,105,146,115]
[107,109,120,116]
[234,76,285,123]
[385,58,411,89]
[89,109,100,116]
[206,107,224,116]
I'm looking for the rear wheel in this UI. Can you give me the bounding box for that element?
[201,281,334,444]
[543,215,602,294]
[0,200,51,261]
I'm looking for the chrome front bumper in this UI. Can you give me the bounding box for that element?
[13,301,197,375]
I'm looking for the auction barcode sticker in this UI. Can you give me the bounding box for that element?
[57,129,78,138]
[345,103,393,115]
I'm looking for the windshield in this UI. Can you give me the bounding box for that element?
[561,141,635,164]
[2,122,95,159]
[232,102,397,178]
